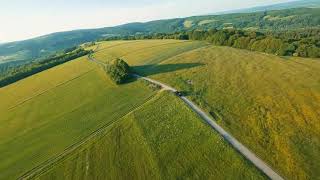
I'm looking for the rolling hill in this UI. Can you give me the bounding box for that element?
[0,6,319,66]
[0,55,158,179]
[0,40,269,179]
[216,0,320,14]
[90,40,320,179]
[1,39,319,179]
[1,0,319,179]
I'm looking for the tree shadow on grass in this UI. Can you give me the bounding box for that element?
[121,63,204,85]
[131,63,204,77]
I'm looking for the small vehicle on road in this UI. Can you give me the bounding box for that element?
[175,91,183,97]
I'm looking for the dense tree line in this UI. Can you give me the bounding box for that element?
[98,32,189,41]
[99,28,319,58]
[0,48,92,88]
[0,61,27,75]
[188,8,320,31]
[187,28,320,57]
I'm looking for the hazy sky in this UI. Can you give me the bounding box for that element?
[0,0,293,43]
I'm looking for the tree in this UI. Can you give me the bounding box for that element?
[307,46,320,58]
[209,31,228,45]
[105,58,131,84]
[299,45,320,58]
[233,37,251,49]
[250,37,287,55]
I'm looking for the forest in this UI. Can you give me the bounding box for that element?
[188,28,320,57]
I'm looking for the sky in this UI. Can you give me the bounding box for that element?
[0,0,293,43]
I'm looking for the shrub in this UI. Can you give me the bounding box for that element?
[307,46,320,58]
[233,37,252,49]
[105,58,130,84]
[208,31,229,45]
[250,37,288,55]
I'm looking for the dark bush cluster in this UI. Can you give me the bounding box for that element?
[105,58,131,84]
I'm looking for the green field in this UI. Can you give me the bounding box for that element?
[1,39,319,179]
[36,92,266,180]
[0,57,157,179]
[0,44,265,179]
[92,40,320,179]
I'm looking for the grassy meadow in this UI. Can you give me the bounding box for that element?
[0,57,157,179]
[93,40,320,179]
[36,92,266,180]
[1,39,319,179]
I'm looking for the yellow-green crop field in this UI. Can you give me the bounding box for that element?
[1,39,319,180]
[93,40,320,180]
[0,56,156,179]
[93,40,208,65]
[36,92,266,180]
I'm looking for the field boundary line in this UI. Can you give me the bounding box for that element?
[91,41,208,67]
[18,91,158,180]
[94,40,143,53]
[118,41,194,58]
[94,40,192,54]
[154,44,210,65]
[8,69,95,111]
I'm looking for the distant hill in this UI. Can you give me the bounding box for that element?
[0,7,319,66]
[215,0,320,14]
